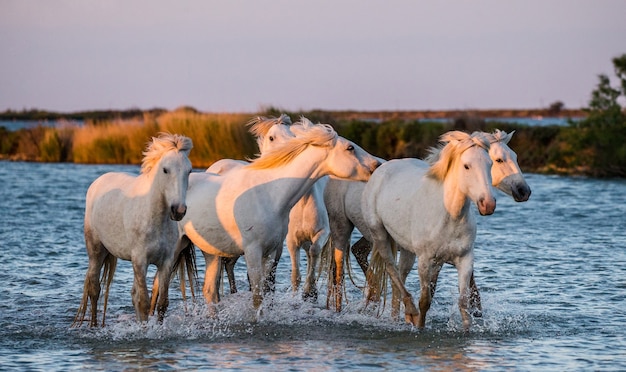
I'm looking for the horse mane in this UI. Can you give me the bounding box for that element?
[480,129,514,145]
[426,131,490,181]
[245,117,337,170]
[141,132,193,174]
[247,114,292,138]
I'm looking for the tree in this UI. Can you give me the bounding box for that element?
[570,53,626,176]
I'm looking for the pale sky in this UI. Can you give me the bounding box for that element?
[1,0,625,113]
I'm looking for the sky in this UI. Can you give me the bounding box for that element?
[1,0,625,113]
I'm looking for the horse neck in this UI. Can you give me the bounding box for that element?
[261,146,328,213]
[441,171,471,220]
[138,171,172,225]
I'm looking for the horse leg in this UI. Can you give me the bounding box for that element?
[130,259,150,322]
[416,259,441,328]
[222,256,239,294]
[367,236,418,326]
[155,262,174,323]
[391,247,416,319]
[325,213,354,312]
[263,246,282,294]
[286,231,302,294]
[469,271,482,317]
[242,246,269,310]
[150,273,159,316]
[456,255,474,331]
[326,246,344,312]
[202,252,222,305]
[350,236,371,274]
[74,235,108,328]
[303,239,321,302]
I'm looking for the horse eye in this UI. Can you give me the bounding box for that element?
[496,158,504,163]
[163,168,169,174]
[464,164,470,170]
[269,136,274,142]
[347,145,354,151]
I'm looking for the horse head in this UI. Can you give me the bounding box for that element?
[143,133,193,221]
[247,114,294,154]
[428,131,496,217]
[482,130,532,202]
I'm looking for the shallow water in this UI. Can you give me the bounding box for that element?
[0,161,625,370]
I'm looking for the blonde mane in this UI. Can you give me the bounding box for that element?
[247,114,292,138]
[246,118,337,170]
[480,129,514,145]
[141,132,193,174]
[426,131,490,181]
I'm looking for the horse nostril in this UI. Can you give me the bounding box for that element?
[170,204,187,220]
[515,185,531,202]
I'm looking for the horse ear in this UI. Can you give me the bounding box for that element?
[489,129,514,145]
[278,114,292,126]
[502,130,515,144]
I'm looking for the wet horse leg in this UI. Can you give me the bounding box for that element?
[328,247,345,311]
[455,255,474,331]
[74,236,109,328]
[131,259,150,322]
[350,236,371,274]
[416,259,443,328]
[469,271,482,317]
[222,256,239,294]
[154,262,173,323]
[392,248,416,319]
[244,247,266,310]
[202,252,222,304]
[368,236,419,326]
[286,232,302,294]
[303,228,328,302]
[263,246,282,294]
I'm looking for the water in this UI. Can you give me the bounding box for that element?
[0,161,624,370]
[1,117,575,132]
[0,120,83,131]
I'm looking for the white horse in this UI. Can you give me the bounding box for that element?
[213,115,332,301]
[391,129,531,316]
[324,129,531,312]
[148,116,294,304]
[73,133,193,327]
[361,131,496,330]
[206,115,294,294]
[179,119,380,311]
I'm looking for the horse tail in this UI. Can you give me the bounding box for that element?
[100,254,117,327]
[317,237,331,284]
[322,236,337,309]
[174,240,198,303]
[365,242,393,315]
[72,276,92,328]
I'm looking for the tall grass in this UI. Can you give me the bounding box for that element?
[69,110,258,168]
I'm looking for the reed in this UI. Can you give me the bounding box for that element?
[69,110,257,167]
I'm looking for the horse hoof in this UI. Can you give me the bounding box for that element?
[472,309,483,318]
[404,313,420,327]
[302,290,318,303]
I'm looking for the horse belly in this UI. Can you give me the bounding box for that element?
[184,222,243,257]
[86,194,135,261]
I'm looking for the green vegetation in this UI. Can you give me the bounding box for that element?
[1,55,625,177]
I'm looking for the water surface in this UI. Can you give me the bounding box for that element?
[0,161,624,370]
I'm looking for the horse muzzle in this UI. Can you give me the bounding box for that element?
[512,183,532,202]
[170,204,187,221]
[477,196,496,216]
